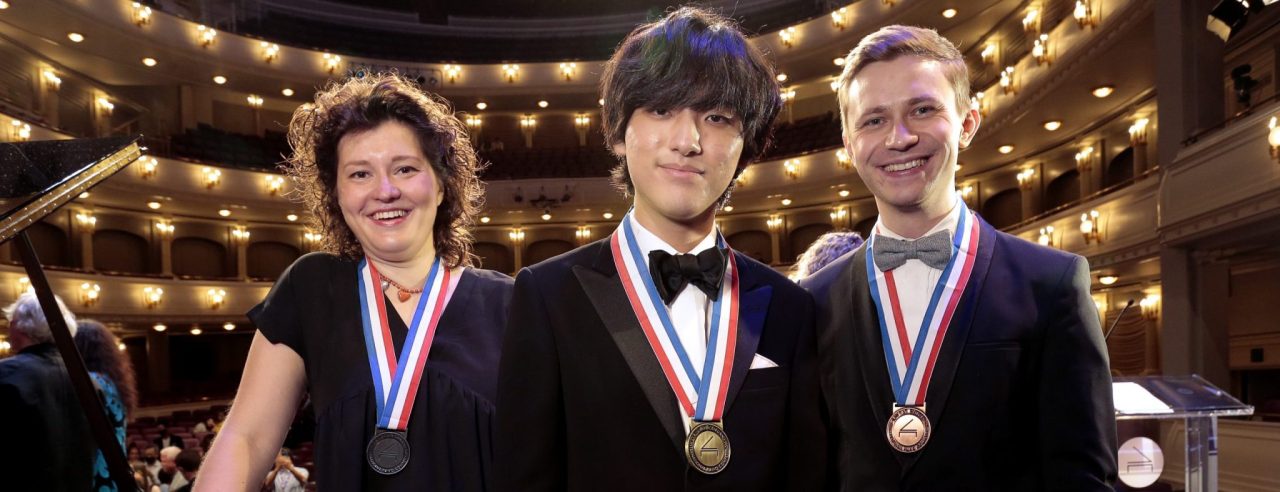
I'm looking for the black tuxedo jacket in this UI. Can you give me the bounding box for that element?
[0,343,96,491]
[494,239,827,491]
[801,216,1117,491]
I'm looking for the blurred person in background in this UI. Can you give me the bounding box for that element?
[76,319,138,492]
[792,231,865,279]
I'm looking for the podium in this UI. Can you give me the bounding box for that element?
[1113,375,1254,491]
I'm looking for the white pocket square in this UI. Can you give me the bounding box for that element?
[749,353,778,369]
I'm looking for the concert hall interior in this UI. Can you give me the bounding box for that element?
[0,0,1278,489]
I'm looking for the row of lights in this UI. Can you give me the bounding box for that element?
[151,322,239,334]
[1033,209,1106,248]
[14,277,236,311]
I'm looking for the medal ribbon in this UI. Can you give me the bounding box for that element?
[611,212,740,422]
[866,201,980,407]
[358,257,460,430]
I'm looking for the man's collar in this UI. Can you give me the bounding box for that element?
[628,213,718,266]
[874,197,962,241]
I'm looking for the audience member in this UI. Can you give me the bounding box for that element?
[792,231,865,278]
[76,319,138,491]
[0,292,95,491]
[153,424,184,450]
[264,448,309,492]
[157,446,186,491]
[199,433,215,455]
[171,449,201,492]
[133,464,161,492]
[142,446,162,483]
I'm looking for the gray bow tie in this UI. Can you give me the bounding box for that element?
[873,230,952,271]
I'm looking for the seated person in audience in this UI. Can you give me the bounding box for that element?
[171,449,202,492]
[76,318,138,491]
[157,446,186,491]
[142,446,162,483]
[792,231,864,278]
[128,444,143,469]
[133,463,161,492]
[264,448,309,492]
[153,424,184,450]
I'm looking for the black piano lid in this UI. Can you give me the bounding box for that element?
[0,136,141,243]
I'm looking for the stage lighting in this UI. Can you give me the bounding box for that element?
[1207,0,1263,42]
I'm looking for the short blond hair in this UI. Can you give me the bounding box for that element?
[836,25,970,135]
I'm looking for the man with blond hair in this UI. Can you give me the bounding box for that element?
[801,25,1117,490]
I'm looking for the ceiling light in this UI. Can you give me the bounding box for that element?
[476,102,487,110]
[776,73,788,82]
[838,189,851,198]
[598,98,604,106]
[1099,275,1118,285]
[537,100,549,108]
[723,205,734,212]
[286,214,298,222]
[1092,85,1114,98]
[218,209,231,217]
[1043,120,1062,131]
[191,327,203,335]
[602,212,614,219]
[781,198,793,206]
[480,216,490,224]
[79,192,90,199]
[998,145,1014,154]
[67,32,84,43]
[541,212,552,221]
[153,323,166,332]
[223,322,235,331]
[942,8,957,18]
[281,88,294,97]
[147,201,161,209]
[0,2,9,10]
[142,57,157,67]
[212,75,227,85]
[833,57,845,66]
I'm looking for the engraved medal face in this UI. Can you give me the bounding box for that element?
[686,421,731,474]
[367,429,410,475]
[886,406,930,453]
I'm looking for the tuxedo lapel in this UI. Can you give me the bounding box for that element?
[723,259,769,414]
[846,247,896,445]
[901,215,997,474]
[572,244,685,453]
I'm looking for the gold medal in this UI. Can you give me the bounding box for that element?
[686,420,731,474]
[886,405,930,453]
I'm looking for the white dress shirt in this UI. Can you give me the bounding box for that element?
[629,214,717,378]
[871,200,963,348]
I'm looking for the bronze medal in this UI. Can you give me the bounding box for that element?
[886,405,930,453]
[367,428,410,475]
[686,421,731,474]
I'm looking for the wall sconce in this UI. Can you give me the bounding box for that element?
[1021,7,1040,36]
[1128,118,1149,145]
[201,166,222,189]
[1037,226,1056,248]
[520,114,536,148]
[1000,67,1017,95]
[1031,34,1052,66]
[835,149,851,170]
[443,64,461,84]
[79,282,100,307]
[97,96,115,115]
[560,62,577,81]
[143,286,164,309]
[1075,146,1096,172]
[780,87,796,103]
[509,228,525,243]
[14,276,31,296]
[830,77,841,92]
[131,2,152,26]
[466,114,483,129]
[323,53,342,74]
[502,64,520,83]
[1080,209,1103,244]
[575,225,592,243]
[1269,117,1280,161]
[574,113,590,146]
[980,41,999,66]
[1139,294,1160,320]
[779,27,797,48]
[231,226,250,244]
[260,41,280,63]
[41,69,62,90]
[831,7,850,30]
[197,25,217,47]
[263,175,285,195]
[1016,168,1036,189]
[9,119,31,142]
[783,159,800,180]
[155,220,174,237]
[206,288,227,310]
[247,94,264,108]
[138,156,158,179]
[735,170,749,187]
[1074,0,1099,30]
[302,230,322,249]
[75,211,97,231]
[829,206,848,226]
[766,214,784,232]
[971,91,989,117]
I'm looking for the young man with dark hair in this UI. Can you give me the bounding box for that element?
[495,6,826,491]
[802,25,1117,490]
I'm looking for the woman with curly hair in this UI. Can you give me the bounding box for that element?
[75,319,138,492]
[199,73,512,491]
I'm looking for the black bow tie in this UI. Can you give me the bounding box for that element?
[648,248,727,305]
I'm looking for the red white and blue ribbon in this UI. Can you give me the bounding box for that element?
[357,257,460,430]
[611,213,740,422]
[866,201,981,407]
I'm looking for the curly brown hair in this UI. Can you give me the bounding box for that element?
[74,319,138,416]
[284,73,484,268]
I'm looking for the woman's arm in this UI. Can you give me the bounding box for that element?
[195,332,306,491]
